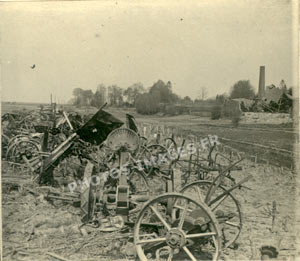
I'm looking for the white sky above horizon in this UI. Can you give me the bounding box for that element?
[0,0,298,103]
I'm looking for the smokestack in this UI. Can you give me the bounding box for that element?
[258,66,265,99]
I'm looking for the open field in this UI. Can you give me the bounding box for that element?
[109,107,296,169]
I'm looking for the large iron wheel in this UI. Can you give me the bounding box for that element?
[180,181,242,248]
[134,193,221,261]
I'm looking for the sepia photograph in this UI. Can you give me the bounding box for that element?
[0,0,299,260]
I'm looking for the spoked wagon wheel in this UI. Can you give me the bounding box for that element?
[128,168,151,195]
[180,181,242,248]
[6,138,41,166]
[134,193,221,261]
[136,144,169,177]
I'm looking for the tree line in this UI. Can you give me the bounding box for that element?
[70,79,292,115]
[70,80,200,113]
[70,82,145,108]
[70,79,221,110]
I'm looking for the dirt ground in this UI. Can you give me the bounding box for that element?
[2,159,300,261]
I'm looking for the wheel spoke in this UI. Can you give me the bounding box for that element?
[167,248,174,261]
[225,221,240,228]
[136,237,167,245]
[183,246,197,261]
[186,232,217,239]
[134,190,149,193]
[150,206,171,231]
[174,204,183,210]
[211,194,229,211]
[174,204,193,213]
[178,200,188,229]
[195,185,204,202]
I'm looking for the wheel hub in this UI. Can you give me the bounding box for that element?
[166,229,186,249]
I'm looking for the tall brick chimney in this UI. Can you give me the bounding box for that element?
[258,66,265,99]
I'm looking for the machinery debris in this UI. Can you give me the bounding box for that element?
[2,102,252,261]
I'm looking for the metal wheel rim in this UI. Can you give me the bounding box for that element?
[134,193,221,261]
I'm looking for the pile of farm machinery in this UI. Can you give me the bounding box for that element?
[1,104,252,261]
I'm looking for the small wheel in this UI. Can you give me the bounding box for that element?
[136,144,171,194]
[134,193,221,261]
[137,144,169,177]
[147,144,169,166]
[180,181,242,248]
[128,168,151,196]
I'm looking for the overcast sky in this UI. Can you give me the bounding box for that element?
[0,0,297,103]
